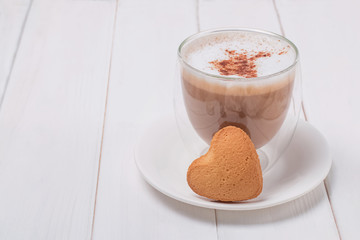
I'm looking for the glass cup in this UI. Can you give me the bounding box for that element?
[174,28,302,174]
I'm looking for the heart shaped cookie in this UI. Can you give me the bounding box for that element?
[187,126,263,202]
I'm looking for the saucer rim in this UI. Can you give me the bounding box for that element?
[134,116,332,211]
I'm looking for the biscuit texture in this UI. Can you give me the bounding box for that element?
[187,126,263,202]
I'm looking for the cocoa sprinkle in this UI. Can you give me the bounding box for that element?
[209,49,272,78]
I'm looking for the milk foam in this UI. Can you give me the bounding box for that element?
[181,31,296,77]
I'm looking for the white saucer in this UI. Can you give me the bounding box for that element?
[134,115,332,210]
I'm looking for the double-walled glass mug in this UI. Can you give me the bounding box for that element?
[174,28,302,174]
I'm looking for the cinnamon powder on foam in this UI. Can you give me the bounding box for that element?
[209,49,285,78]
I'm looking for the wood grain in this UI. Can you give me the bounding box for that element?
[217,185,338,240]
[0,0,31,101]
[276,0,360,239]
[91,0,218,239]
[199,0,281,33]
[0,1,116,239]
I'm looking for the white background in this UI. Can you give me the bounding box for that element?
[0,0,359,239]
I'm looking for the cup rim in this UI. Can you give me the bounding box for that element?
[177,28,299,81]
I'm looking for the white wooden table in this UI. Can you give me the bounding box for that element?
[1,0,359,239]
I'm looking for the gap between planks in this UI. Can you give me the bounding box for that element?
[195,0,200,32]
[0,0,34,111]
[90,0,120,239]
[272,0,342,239]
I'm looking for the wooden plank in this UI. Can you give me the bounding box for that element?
[0,0,31,100]
[199,0,281,34]
[217,185,338,240]
[91,0,218,239]
[275,0,360,239]
[199,0,340,239]
[0,0,116,239]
